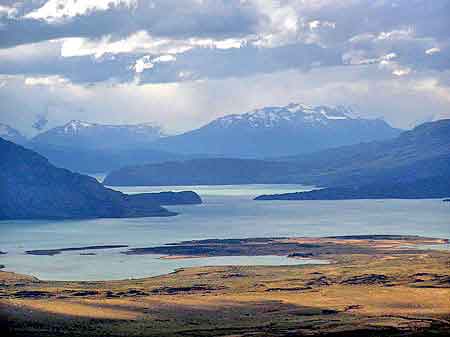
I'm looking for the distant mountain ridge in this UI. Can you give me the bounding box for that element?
[31,120,165,150]
[255,119,450,200]
[104,119,450,200]
[27,120,178,173]
[0,123,27,145]
[279,119,450,187]
[4,103,401,173]
[152,103,401,157]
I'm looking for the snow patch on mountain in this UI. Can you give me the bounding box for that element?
[56,120,165,136]
[62,120,95,134]
[213,103,354,128]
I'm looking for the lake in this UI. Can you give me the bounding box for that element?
[0,184,449,281]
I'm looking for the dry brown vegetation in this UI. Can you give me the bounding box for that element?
[1,236,449,336]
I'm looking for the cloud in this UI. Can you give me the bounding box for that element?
[25,75,69,86]
[0,0,449,133]
[0,0,447,84]
[426,47,441,55]
[25,0,137,22]
[2,65,450,137]
[133,54,176,74]
[0,0,263,48]
[0,35,342,84]
[0,5,18,18]
[60,32,247,59]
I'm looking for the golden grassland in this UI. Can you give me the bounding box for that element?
[1,236,449,336]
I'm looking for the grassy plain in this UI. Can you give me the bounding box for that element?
[1,236,449,336]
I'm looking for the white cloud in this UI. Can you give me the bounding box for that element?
[133,54,177,74]
[378,59,411,77]
[425,47,441,55]
[25,0,137,22]
[153,55,177,63]
[0,5,18,18]
[251,0,299,47]
[25,75,69,86]
[60,32,163,58]
[349,33,376,43]
[308,20,336,30]
[392,67,411,76]
[342,51,397,66]
[191,38,247,50]
[376,27,414,41]
[61,32,246,59]
[133,56,154,74]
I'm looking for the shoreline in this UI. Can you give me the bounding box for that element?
[1,235,449,337]
[1,235,448,282]
[158,254,206,260]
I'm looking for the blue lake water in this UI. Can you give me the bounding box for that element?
[0,184,449,281]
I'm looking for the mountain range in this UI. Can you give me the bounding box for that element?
[0,137,201,220]
[152,103,401,157]
[104,119,450,200]
[1,103,402,173]
[0,121,182,173]
[1,109,449,203]
[31,120,165,150]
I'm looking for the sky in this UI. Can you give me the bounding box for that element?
[0,0,449,136]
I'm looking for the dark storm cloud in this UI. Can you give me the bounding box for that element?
[0,39,342,84]
[138,42,342,84]
[0,0,447,85]
[0,0,262,48]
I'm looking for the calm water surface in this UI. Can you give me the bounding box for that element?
[1,184,449,281]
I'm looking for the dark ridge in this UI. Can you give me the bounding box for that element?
[25,245,129,256]
[0,137,203,219]
[105,120,450,195]
[254,175,450,201]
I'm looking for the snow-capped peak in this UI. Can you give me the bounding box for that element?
[51,120,166,139]
[63,120,95,134]
[285,102,314,112]
[213,103,353,128]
